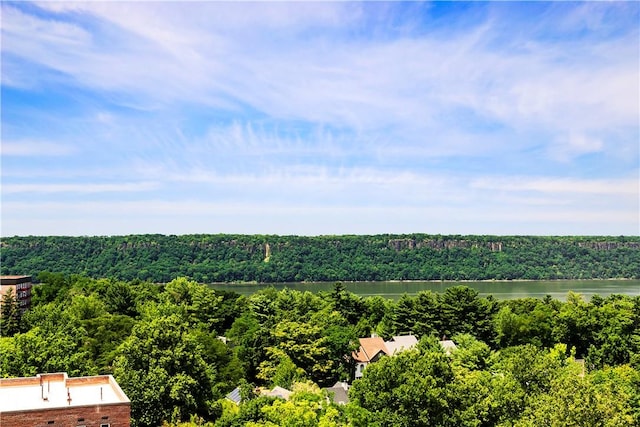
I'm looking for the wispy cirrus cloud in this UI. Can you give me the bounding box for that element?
[1,1,638,236]
[6,2,636,136]
[471,176,639,196]
[1,140,77,157]
[2,181,159,194]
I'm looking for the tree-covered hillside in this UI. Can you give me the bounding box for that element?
[1,234,639,282]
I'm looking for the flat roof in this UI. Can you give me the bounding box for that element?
[0,373,130,413]
[0,275,32,285]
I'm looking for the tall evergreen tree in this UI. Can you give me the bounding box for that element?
[0,288,21,336]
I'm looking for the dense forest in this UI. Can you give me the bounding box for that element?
[1,234,639,282]
[1,274,639,426]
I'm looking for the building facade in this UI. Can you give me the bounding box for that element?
[0,372,131,427]
[0,275,33,314]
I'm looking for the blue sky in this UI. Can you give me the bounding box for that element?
[1,1,639,236]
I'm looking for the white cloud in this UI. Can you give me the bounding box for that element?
[7,2,636,141]
[549,133,604,162]
[1,140,76,157]
[470,176,639,196]
[2,198,637,237]
[2,2,638,236]
[2,182,159,194]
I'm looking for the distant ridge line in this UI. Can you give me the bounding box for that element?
[1,234,638,283]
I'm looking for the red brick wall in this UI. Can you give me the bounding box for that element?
[0,402,130,427]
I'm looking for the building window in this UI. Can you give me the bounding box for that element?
[100,424,110,427]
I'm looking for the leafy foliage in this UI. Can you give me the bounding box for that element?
[2,234,639,282]
[113,314,221,427]
[1,273,639,426]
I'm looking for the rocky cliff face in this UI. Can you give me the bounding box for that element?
[387,239,503,252]
[264,243,271,262]
[577,242,640,250]
[386,238,639,252]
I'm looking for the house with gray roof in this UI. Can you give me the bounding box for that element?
[324,381,350,405]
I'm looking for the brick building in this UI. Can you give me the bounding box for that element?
[0,275,33,314]
[0,372,130,427]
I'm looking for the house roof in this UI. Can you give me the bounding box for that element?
[353,336,388,363]
[439,340,457,354]
[324,381,350,405]
[225,387,242,404]
[385,335,418,355]
[261,386,292,400]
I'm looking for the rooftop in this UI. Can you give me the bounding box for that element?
[225,386,242,404]
[0,373,130,413]
[0,275,32,285]
[439,340,458,354]
[385,335,418,355]
[353,335,419,362]
[353,336,388,363]
[324,381,349,405]
[260,386,292,400]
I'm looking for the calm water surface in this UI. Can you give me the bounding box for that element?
[209,280,640,301]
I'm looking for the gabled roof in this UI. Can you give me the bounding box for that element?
[324,381,350,405]
[385,335,418,355]
[352,337,388,363]
[225,387,242,404]
[439,340,457,354]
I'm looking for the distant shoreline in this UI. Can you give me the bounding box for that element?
[206,277,638,286]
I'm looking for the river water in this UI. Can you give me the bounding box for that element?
[209,279,640,301]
